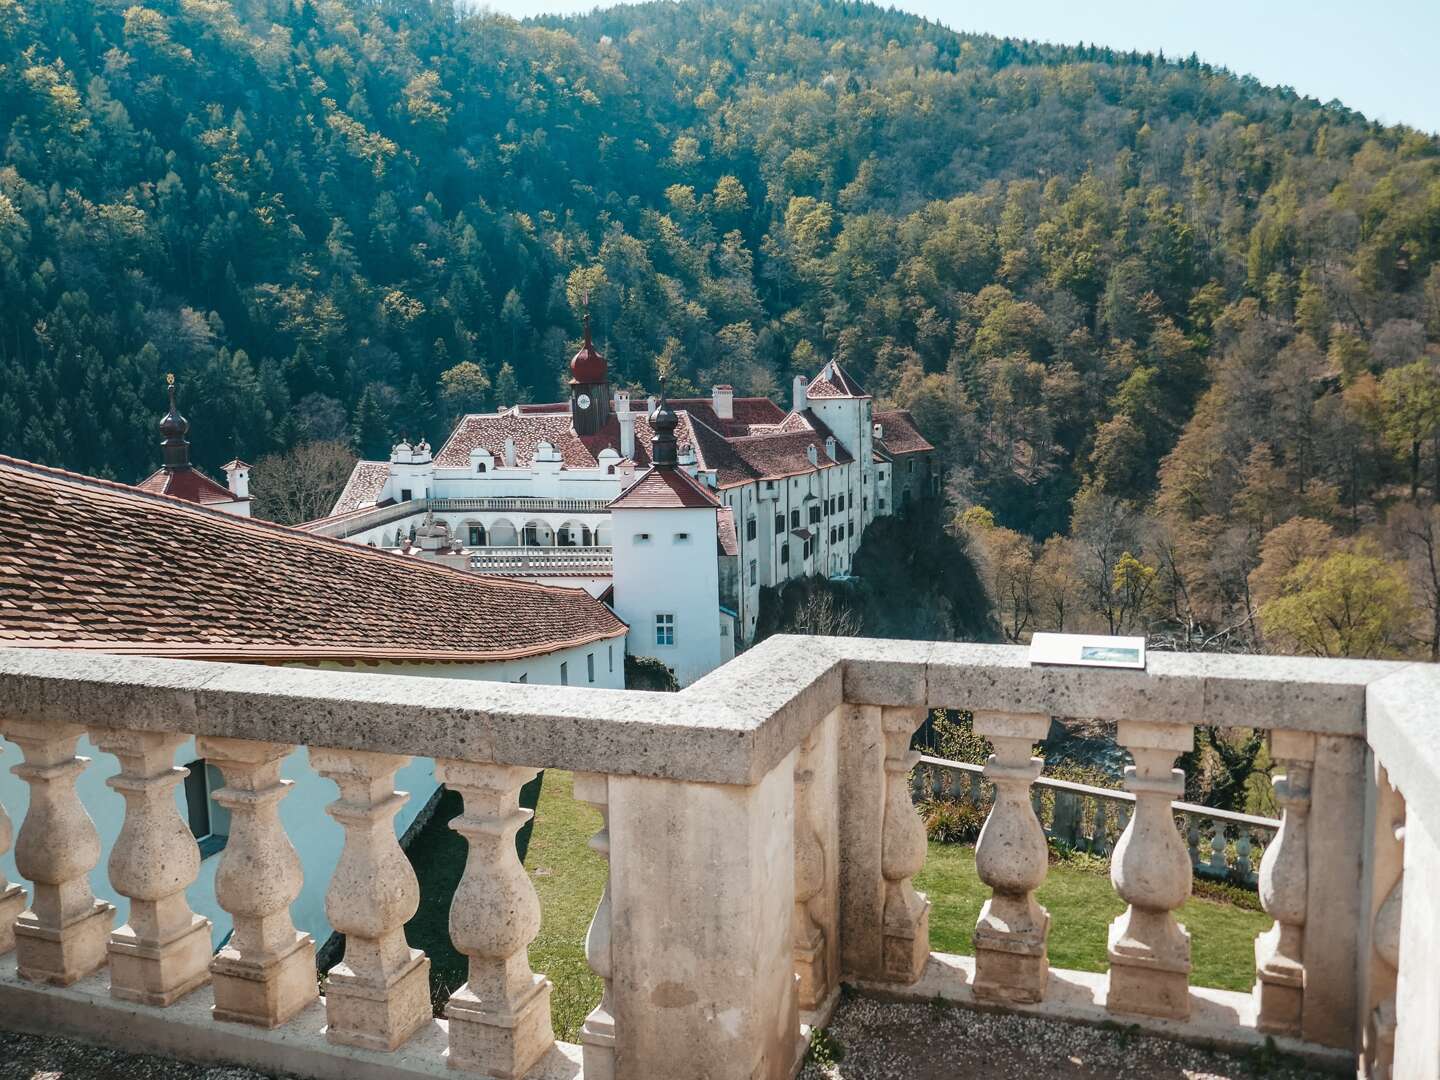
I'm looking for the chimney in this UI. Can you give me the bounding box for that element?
[647,394,657,414]
[806,443,818,466]
[825,435,836,461]
[503,437,517,467]
[712,384,734,421]
[223,459,251,499]
[615,390,636,459]
[873,421,884,440]
[793,375,808,414]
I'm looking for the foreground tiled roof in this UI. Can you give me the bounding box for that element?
[137,466,239,506]
[0,455,626,663]
[331,460,391,515]
[873,410,934,456]
[607,466,720,510]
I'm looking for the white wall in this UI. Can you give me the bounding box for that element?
[0,639,623,957]
[610,502,723,687]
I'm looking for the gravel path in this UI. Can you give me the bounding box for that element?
[0,1030,283,1080]
[798,996,1332,1080]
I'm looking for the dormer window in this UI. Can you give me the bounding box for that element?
[400,488,412,502]
[476,462,487,473]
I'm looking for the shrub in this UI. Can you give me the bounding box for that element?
[920,797,987,843]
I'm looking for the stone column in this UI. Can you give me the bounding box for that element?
[1253,730,1314,1036]
[311,748,430,1051]
[0,742,27,956]
[1107,720,1194,1020]
[793,724,829,1017]
[880,706,930,984]
[435,759,553,1079]
[1364,768,1404,1080]
[197,736,316,1028]
[6,720,115,985]
[573,771,614,1080]
[971,710,1050,1004]
[89,729,212,1005]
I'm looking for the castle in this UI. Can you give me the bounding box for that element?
[306,326,936,685]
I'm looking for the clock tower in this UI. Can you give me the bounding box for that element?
[569,312,610,436]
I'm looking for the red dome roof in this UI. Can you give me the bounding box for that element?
[570,315,607,384]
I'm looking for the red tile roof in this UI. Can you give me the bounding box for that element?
[331,460,391,514]
[873,410,935,456]
[716,507,739,556]
[805,360,869,399]
[0,454,626,663]
[607,467,720,510]
[136,466,240,506]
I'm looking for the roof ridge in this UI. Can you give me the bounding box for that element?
[0,453,600,603]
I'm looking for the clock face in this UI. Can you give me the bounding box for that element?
[577,393,592,409]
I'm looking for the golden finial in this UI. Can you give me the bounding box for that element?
[166,372,175,388]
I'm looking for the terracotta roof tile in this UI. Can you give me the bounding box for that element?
[137,466,239,506]
[331,460,391,515]
[716,507,739,556]
[805,360,868,399]
[873,409,935,456]
[607,467,720,510]
[0,454,626,663]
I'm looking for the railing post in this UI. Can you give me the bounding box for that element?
[197,736,317,1028]
[607,755,800,1079]
[971,710,1050,1004]
[1363,765,1404,1080]
[5,721,115,985]
[89,728,212,1005]
[880,706,931,983]
[434,759,554,1079]
[1107,720,1194,1020]
[311,748,430,1051]
[0,744,27,956]
[793,709,840,1024]
[573,770,615,1080]
[1254,730,1314,1037]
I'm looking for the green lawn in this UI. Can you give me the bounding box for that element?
[404,770,1269,1045]
[916,841,1271,991]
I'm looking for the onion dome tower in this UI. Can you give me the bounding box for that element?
[569,308,611,436]
[159,373,191,470]
[649,378,679,467]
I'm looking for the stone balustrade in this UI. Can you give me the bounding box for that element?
[0,639,1436,1078]
[469,546,613,575]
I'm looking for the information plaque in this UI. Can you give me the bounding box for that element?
[1028,632,1146,670]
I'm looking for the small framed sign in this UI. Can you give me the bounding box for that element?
[1029,632,1146,670]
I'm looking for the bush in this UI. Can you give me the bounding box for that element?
[624,654,678,691]
[920,797,987,843]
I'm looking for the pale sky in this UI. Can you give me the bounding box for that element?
[481,0,1440,134]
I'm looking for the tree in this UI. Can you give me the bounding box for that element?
[251,440,358,525]
[1388,504,1440,662]
[351,386,391,459]
[438,361,490,422]
[1258,542,1414,658]
[1380,359,1440,501]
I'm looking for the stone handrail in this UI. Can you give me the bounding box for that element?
[913,754,1279,886]
[0,638,1435,1078]
[469,546,614,574]
[305,497,613,539]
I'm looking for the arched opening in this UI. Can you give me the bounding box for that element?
[463,520,487,547]
[595,521,613,547]
[522,519,555,546]
[558,520,591,547]
[488,518,518,547]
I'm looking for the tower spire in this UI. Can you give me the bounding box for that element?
[649,376,678,468]
[159,373,191,470]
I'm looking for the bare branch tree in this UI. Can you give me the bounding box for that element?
[251,440,358,526]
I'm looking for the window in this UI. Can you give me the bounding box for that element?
[560,662,568,686]
[780,542,789,563]
[634,532,652,544]
[746,517,757,541]
[587,653,595,683]
[791,509,800,529]
[523,524,542,545]
[908,460,915,474]
[829,526,837,543]
[803,539,813,559]
[863,497,869,512]
[848,522,855,538]
[476,462,487,473]
[838,494,845,511]
[674,532,690,544]
[656,614,675,646]
[468,525,485,546]
[608,644,614,672]
[400,488,412,502]
[809,505,821,525]
[879,498,887,510]
[775,513,784,534]
[183,760,229,859]
[749,560,757,586]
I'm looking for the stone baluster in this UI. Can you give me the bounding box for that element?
[880,706,930,983]
[197,737,316,1027]
[1253,732,1314,1037]
[1236,831,1253,881]
[1107,720,1194,1020]
[89,729,211,1005]
[311,748,430,1051]
[792,725,830,1018]
[6,721,114,985]
[0,743,27,955]
[1187,817,1202,869]
[573,771,615,1080]
[1091,799,1109,856]
[1365,770,1404,1080]
[971,711,1050,1004]
[1209,818,1228,874]
[435,759,553,1078]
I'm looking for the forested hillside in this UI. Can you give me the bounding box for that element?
[2,0,1438,656]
